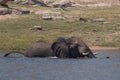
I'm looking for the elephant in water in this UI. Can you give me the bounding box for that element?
[4,40,54,57]
[4,36,95,58]
[51,36,96,58]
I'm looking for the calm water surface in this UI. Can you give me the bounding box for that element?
[0,50,120,80]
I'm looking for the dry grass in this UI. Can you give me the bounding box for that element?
[0,2,120,50]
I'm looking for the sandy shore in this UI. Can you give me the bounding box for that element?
[90,46,120,50]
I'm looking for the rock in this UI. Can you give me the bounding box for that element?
[79,17,92,22]
[52,16,65,20]
[43,0,55,5]
[12,9,30,14]
[35,10,61,16]
[14,0,72,8]
[79,17,107,23]
[93,18,106,22]
[103,21,110,24]
[72,4,85,7]
[35,10,64,20]
[14,0,47,6]
[42,16,52,20]
[42,15,65,20]
[14,0,35,5]
[0,8,12,15]
[64,15,72,18]
[14,0,120,7]
[52,0,72,8]
[35,10,52,15]
[86,3,112,7]
[33,26,43,30]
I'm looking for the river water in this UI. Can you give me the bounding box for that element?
[0,50,120,80]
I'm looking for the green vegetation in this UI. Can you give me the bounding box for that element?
[0,2,120,50]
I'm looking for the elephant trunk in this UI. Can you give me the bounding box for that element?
[85,50,96,58]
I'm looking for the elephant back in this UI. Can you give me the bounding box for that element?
[26,40,53,57]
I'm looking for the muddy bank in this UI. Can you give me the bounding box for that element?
[90,46,120,50]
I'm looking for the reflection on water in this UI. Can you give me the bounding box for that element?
[0,50,120,80]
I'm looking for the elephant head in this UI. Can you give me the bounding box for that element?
[67,36,96,58]
[51,36,95,58]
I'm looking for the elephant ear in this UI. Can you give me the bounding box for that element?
[51,37,67,49]
[51,41,58,51]
[51,37,69,58]
[51,37,68,51]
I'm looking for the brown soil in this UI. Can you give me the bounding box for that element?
[90,46,120,50]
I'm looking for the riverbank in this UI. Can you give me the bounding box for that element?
[90,46,120,50]
[0,46,119,54]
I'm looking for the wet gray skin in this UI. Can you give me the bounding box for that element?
[0,50,120,80]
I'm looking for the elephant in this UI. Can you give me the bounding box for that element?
[4,36,96,58]
[4,40,54,57]
[51,36,96,58]
[67,36,96,58]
